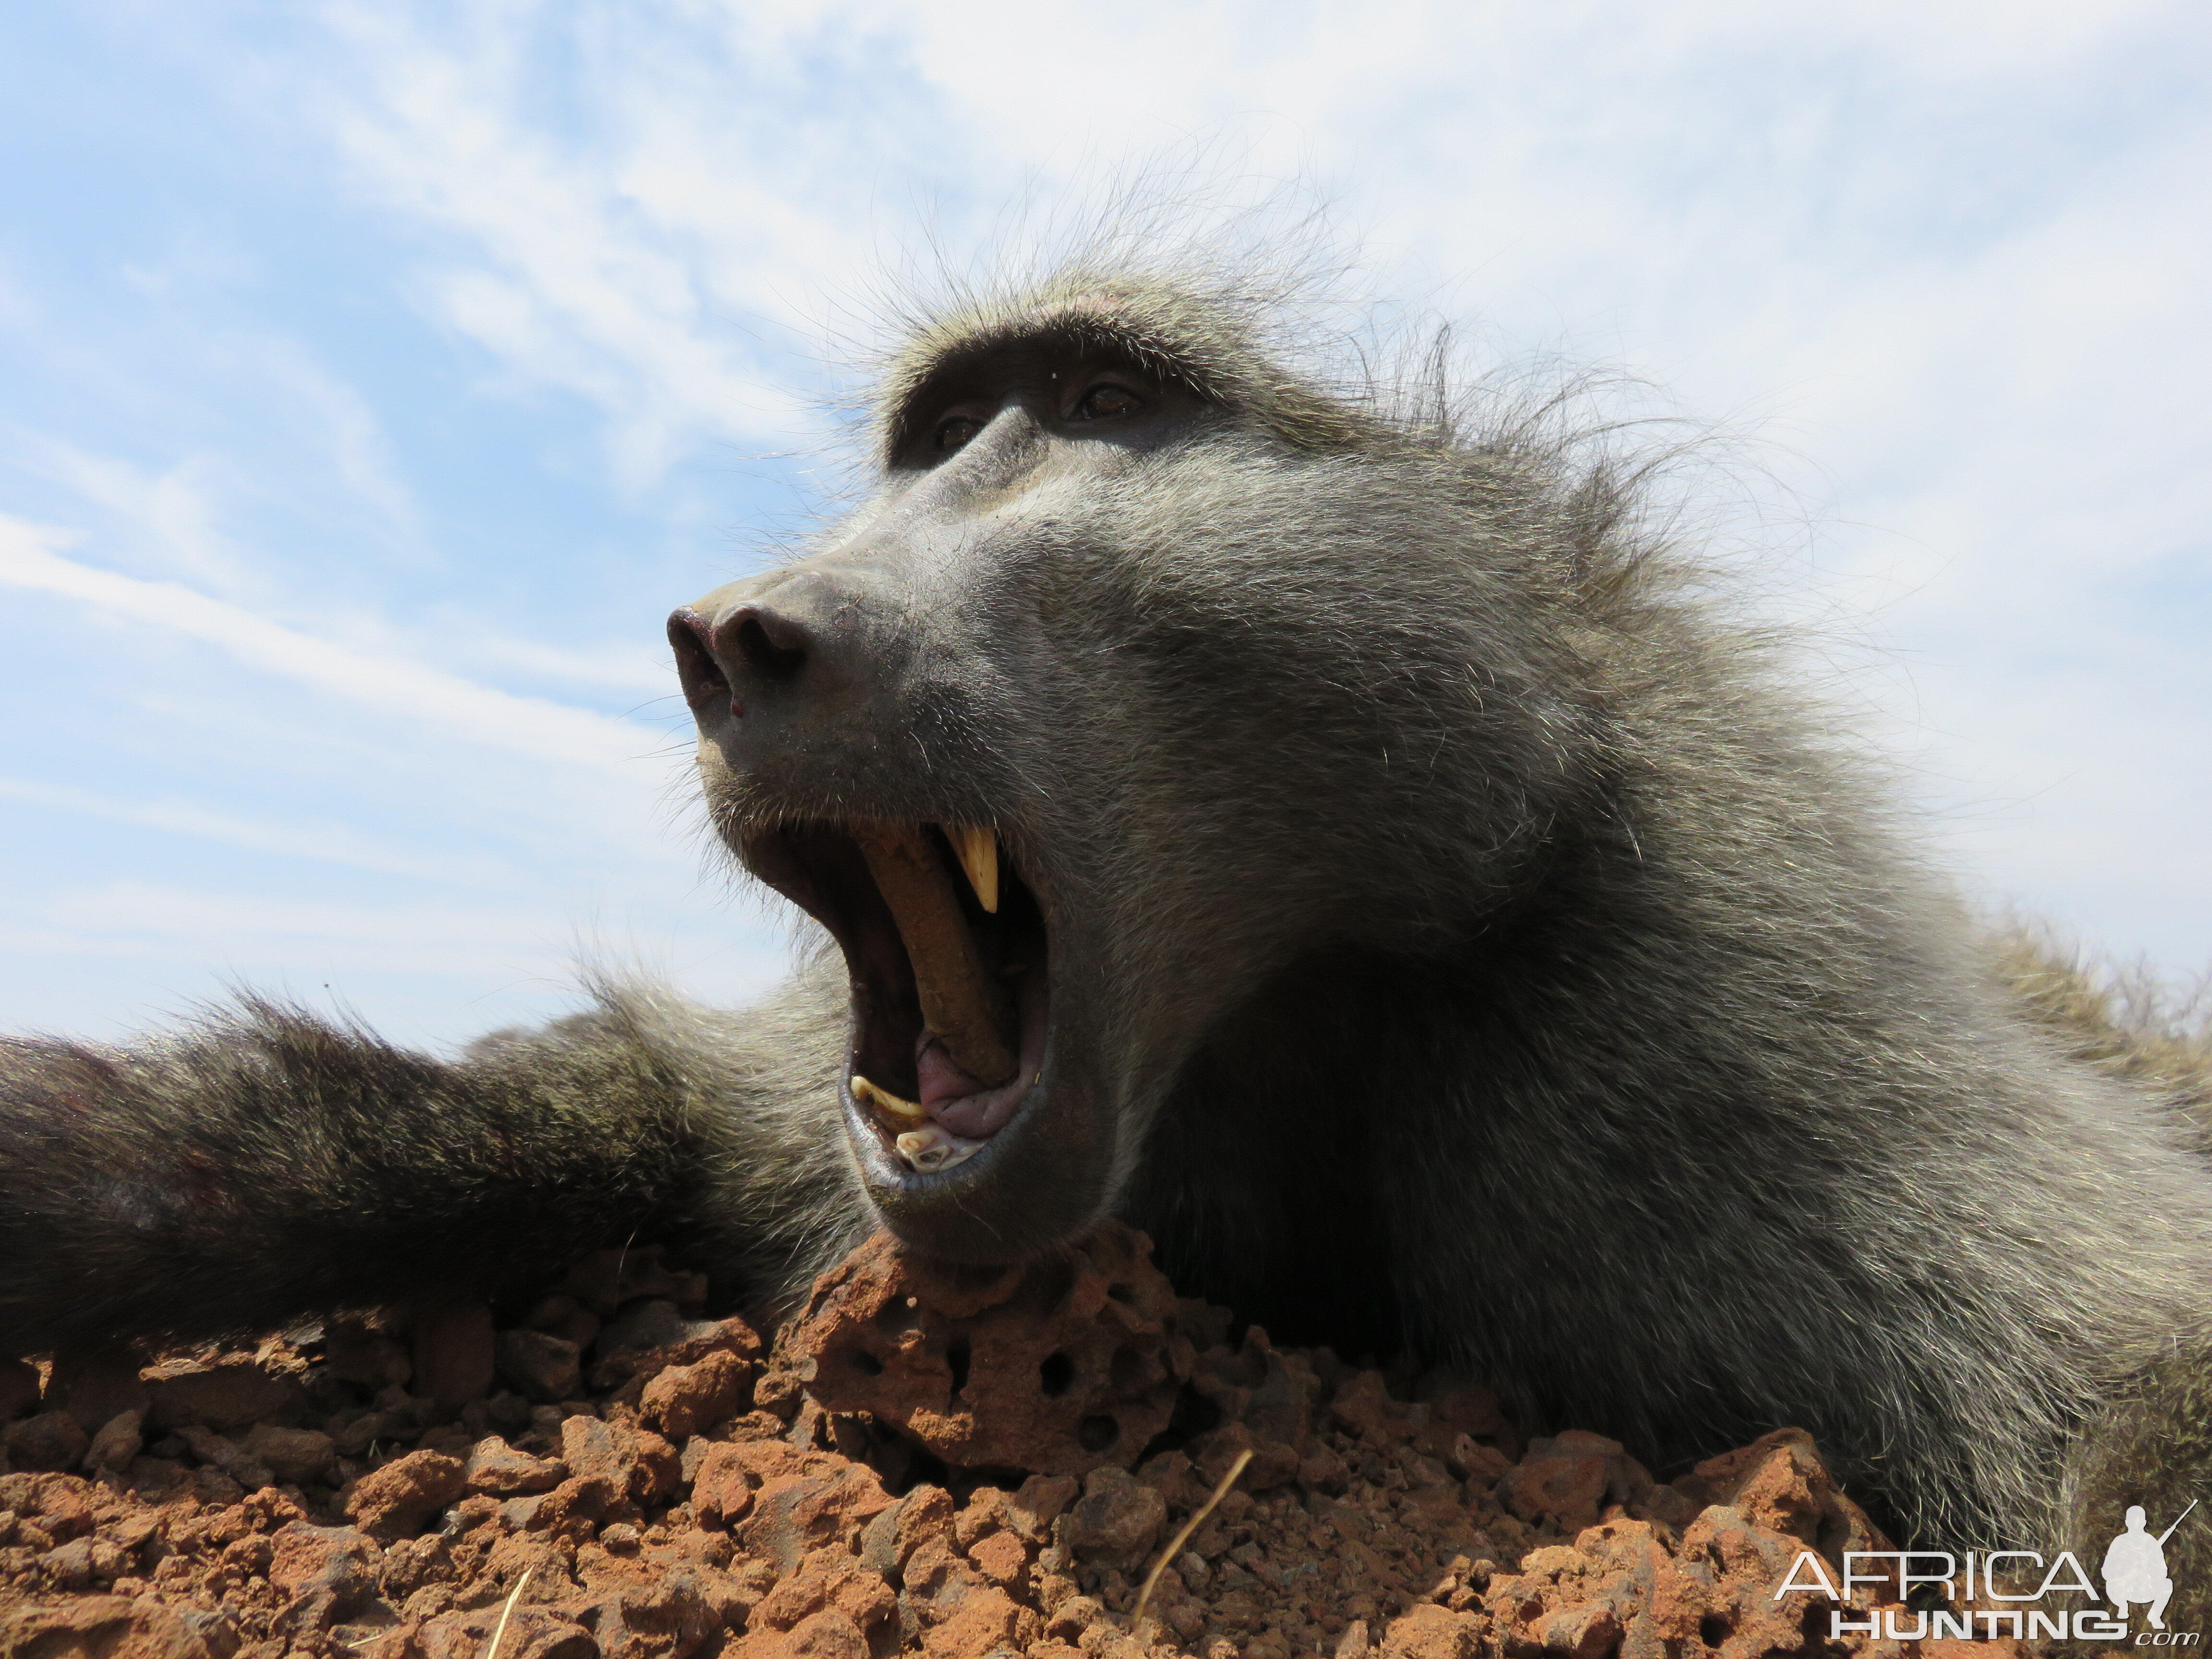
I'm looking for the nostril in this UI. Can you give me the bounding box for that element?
[729,610,808,684]
[668,609,733,711]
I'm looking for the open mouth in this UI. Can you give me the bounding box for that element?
[742,821,1050,1177]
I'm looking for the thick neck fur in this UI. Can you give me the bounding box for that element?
[1125,754,2212,1552]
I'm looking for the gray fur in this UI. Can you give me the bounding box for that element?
[3,254,2207,1580]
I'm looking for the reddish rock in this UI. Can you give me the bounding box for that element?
[918,1584,1037,1657]
[1298,1441,1351,1495]
[1382,1602,1484,1659]
[0,1224,1949,1659]
[1190,1323,1322,1448]
[1483,1505,1902,1659]
[634,1430,683,1504]
[325,1319,413,1389]
[508,1474,609,1535]
[1057,1465,1167,1566]
[1191,1419,1302,1492]
[690,1442,757,1530]
[241,1421,336,1485]
[750,1545,897,1640]
[177,1423,273,1490]
[1676,1426,1889,1572]
[564,1569,722,1659]
[858,1482,956,1584]
[141,1351,300,1430]
[0,1596,219,1659]
[346,1449,467,1540]
[596,1313,765,1399]
[781,1221,1190,1476]
[4,1408,89,1471]
[560,1413,644,1502]
[640,1350,750,1439]
[734,1607,870,1659]
[1010,1472,1078,1537]
[498,1329,584,1402]
[47,1347,151,1435]
[416,1605,597,1659]
[1330,1371,1408,1449]
[85,1408,146,1472]
[739,1460,894,1571]
[967,1528,1029,1587]
[410,1301,496,1413]
[1503,1430,1657,1535]
[268,1520,381,1632]
[2,1470,98,1539]
[899,1531,985,1620]
[463,1433,567,1495]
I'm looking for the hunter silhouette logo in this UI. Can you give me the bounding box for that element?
[1775,1498,2203,1643]
[2107,1501,2198,1632]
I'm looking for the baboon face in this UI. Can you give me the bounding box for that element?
[671,285,1582,1262]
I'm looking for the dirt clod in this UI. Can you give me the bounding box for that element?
[0,1234,2020,1657]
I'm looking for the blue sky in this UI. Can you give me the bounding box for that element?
[2,1,2207,1049]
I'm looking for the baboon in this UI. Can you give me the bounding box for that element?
[2,254,2208,1603]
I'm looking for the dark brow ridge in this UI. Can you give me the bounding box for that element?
[885,308,1224,458]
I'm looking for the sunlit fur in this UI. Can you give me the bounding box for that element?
[4,256,2209,1589]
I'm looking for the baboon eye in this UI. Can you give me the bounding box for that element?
[935,416,982,454]
[1074,383,1143,421]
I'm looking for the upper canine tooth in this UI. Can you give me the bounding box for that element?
[852,1074,926,1122]
[947,825,999,914]
[855,823,1018,1084]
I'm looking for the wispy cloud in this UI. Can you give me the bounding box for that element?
[34,880,573,978]
[314,3,850,487]
[0,776,522,886]
[0,0,2204,1049]
[0,515,660,769]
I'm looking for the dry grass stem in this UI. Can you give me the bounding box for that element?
[1133,1447,1255,1630]
[484,1564,535,1659]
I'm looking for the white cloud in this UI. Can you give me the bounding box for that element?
[0,514,660,769]
[2,0,2205,1054]
[7,436,254,589]
[38,880,574,979]
[0,776,524,887]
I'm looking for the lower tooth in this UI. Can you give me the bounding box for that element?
[896,1127,983,1174]
[852,1074,926,1122]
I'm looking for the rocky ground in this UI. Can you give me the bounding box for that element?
[0,1224,2024,1659]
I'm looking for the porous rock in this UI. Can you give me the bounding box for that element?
[781,1220,1191,1476]
[0,1226,1995,1659]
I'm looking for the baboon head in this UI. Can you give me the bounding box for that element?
[671,271,1599,1263]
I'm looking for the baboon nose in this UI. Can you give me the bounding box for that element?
[669,608,734,715]
[668,601,816,720]
[718,604,812,687]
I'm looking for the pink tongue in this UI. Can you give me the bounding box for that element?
[917,1038,1028,1139]
[917,1039,986,1114]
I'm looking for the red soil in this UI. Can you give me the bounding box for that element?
[0,1225,2021,1659]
